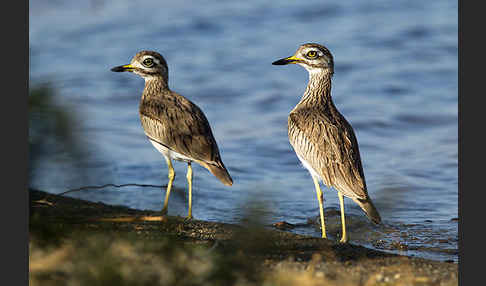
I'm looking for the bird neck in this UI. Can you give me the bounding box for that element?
[142,77,170,99]
[300,69,333,106]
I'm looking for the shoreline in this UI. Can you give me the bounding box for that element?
[29,189,458,285]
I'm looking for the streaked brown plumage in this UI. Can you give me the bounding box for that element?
[139,80,232,184]
[273,43,381,242]
[111,50,232,219]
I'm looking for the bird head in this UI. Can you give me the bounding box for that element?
[111,50,169,82]
[272,43,334,75]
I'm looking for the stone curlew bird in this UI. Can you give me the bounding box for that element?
[272,43,381,242]
[111,50,233,219]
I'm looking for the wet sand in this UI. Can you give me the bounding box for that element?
[29,189,457,286]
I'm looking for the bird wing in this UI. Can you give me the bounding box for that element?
[288,108,368,200]
[139,94,224,166]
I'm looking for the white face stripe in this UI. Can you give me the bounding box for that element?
[297,47,332,72]
[140,55,161,65]
[131,55,161,69]
[301,47,325,58]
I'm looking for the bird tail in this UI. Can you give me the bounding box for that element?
[206,162,233,186]
[354,198,381,224]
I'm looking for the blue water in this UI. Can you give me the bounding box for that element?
[29,0,458,262]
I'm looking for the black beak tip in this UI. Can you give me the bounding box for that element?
[272,59,289,65]
[111,66,125,72]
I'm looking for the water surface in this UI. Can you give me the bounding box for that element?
[29,0,458,262]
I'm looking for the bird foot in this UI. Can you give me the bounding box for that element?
[33,199,55,206]
[184,215,193,221]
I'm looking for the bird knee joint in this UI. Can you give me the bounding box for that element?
[168,170,175,179]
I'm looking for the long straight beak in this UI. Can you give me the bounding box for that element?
[111,64,135,72]
[272,56,304,65]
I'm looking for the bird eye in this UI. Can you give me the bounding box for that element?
[143,58,154,67]
[306,51,318,58]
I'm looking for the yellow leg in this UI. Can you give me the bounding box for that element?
[338,192,348,243]
[312,177,327,238]
[186,162,193,220]
[161,157,175,215]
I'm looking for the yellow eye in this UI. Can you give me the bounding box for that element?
[306,51,318,58]
[143,58,154,67]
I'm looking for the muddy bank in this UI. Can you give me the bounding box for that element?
[29,189,457,286]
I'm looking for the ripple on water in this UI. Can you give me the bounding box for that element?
[30,0,457,262]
